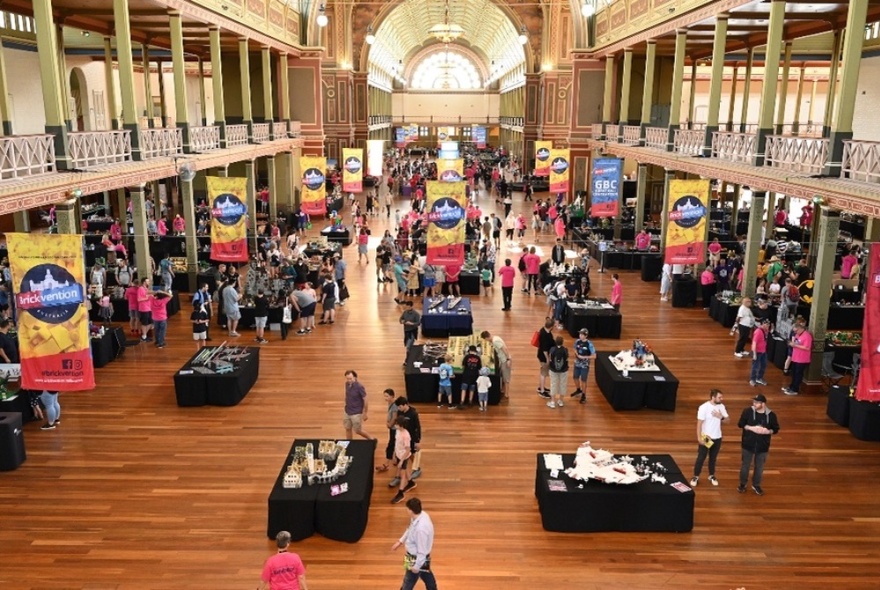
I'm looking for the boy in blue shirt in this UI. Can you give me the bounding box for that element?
[571,328,596,404]
[437,354,454,409]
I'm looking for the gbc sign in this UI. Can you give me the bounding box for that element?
[594,179,618,191]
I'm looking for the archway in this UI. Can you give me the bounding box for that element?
[69,68,88,131]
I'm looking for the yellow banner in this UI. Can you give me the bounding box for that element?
[207,176,249,262]
[425,180,466,265]
[664,179,710,265]
[300,155,327,216]
[549,148,570,196]
[437,158,464,182]
[535,141,552,176]
[342,148,363,193]
[7,233,95,391]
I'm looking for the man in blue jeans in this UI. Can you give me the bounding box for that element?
[391,497,438,590]
[737,394,780,496]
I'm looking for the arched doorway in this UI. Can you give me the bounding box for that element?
[69,68,87,131]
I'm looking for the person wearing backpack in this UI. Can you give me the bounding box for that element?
[459,345,482,409]
[547,336,570,409]
[437,354,455,408]
[570,328,596,404]
[535,318,555,399]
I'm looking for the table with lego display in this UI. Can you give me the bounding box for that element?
[564,299,622,339]
[173,345,260,407]
[267,438,376,542]
[594,348,680,411]
[403,337,501,405]
[420,296,473,338]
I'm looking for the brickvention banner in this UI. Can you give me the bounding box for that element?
[342,148,363,193]
[300,155,327,216]
[437,158,464,182]
[857,245,880,401]
[425,180,466,265]
[591,158,623,217]
[206,176,249,262]
[549,149,571,196]
[6,233,95,391]
[473,126,487,149]
[663,179,710,265]
[535,141,552,176]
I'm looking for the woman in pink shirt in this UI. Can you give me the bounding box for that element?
[784,324,812,395]
[554,216,566,241]
[125,279,141,335]
[523,247,541,294]
[157,218,168,237]
[610,274,622,310]
[137,279,153,341]
[498,258,517,311]
[150,290,172,348]
[700,266,716,310]
[110,219,122,242]
[445,264,461,297]
[172,215,185,235]
[707,238,722,267]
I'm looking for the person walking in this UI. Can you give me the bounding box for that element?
[399,300,421,361]
[258,531,308,590]
[392,397,423,484]
[343,370,374,440]
[497,258,516,311]
[535,318,555,399]
[391,497,438,590]
[149,290,172,348]
[39,390,60,430]
[732,297,755,358]
[192,283,212,341]
[783,323,812,396]
[253,289,269,343]
[750,319,771,386]
[690,389,729,487]
[737,394,780,496]
[609,273,622,310]
[570,328,596,404]
[547,335,570,409]
[390,415,414,504]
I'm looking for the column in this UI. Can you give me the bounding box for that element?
[210,27,227,145]
[129,185,151,282]
[54,201,79,235]
[726,66,738,131]
[618,48,633,136]
[13,211,30,232]
[823,31,843,137]
[245,160,257,253]
[805,206,841,384]
[180,176,199,292]
[601,56,615,133]
[113,0,141,159]
[703,14,729,156]
[262,47,274,134]
[55,26,71,131]
[739,48,754,132]
[216,165,228,177]
[198,59,207,126]
[687,62,697,129]
[774,41,793,134]
[667,30,687,151]
[102,37,118,130]
[279,52,291,125]
[825,0,870,176]
[157,60,167,127]
[639,41,657,143]
[290,149,302,209]
[659,169,675,251]
[754,0,786,166]
[740,191,765,297]
[791,65,806,135]
[116,188,128,235]
[267,155,277,222]
[634,163,648,231]
[240,38,254,141]
[142,44,153,127]
[33,0,71,168]
[0,37,13,134]
[807,78,818,128]
[169,11,191,151]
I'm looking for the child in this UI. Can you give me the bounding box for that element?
[437,354,454,409]
[476,367,491,412]
[547,335,570,409]
[480,265,493,296]
[191,302,209,347]
[459,345,482,409]
[390,415,413,504]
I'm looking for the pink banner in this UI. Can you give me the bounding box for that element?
[856,244,880,401]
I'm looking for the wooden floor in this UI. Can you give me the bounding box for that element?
[2,191,880,590]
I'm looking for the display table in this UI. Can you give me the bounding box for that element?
[267,439,376,542]
[238,306,285,330]
[421,298,473,338]
[564,300,622,339]
[534,453,694,532]
[848,398,880,441]
[321,226,353,247]
[826,386,850,427]
[672,277,698,308]
[89,327,126,368]
[641,255,662,282]
[708,296,739,328]
[594,352,680,411]
[173,347,260,407]
[458,270,481,296]
[403,344,501,405]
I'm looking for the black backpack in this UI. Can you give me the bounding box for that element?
[550,346,568,372]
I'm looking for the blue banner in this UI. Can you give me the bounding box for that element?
[395,128,406,148]
[591,158,622,218]
[473,126,486,149]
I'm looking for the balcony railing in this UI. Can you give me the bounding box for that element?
[673,129,703,156]
[621,125,641,146]
[711,131,755,163]
[289,121,302,137]
[764,135,829,175]
[591,123,603,138]
[645,127,667,150]
[139,128,183,159]
[226,124,248,147]
[190,125,221,152]
[252,123,270,143]
[778,123,822,138]
[842,140,880,183]
[68,130,132,169]
[0,134,56,180]
[272,121,287,139]
[605,126,620,143]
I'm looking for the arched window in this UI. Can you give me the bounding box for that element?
[410,51,482,90]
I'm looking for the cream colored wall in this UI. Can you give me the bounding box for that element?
[391,92,500,120]
[5,47,46,134]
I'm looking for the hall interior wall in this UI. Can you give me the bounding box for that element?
[391,93,500,121]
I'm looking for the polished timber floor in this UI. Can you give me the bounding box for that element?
[1,191,879,590]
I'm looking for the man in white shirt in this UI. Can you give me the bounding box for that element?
[690,389,730,487]
[391,497,437,590]
[733,297,755,358]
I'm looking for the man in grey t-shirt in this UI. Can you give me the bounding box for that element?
[290,286,317,336]
[222,283,242,337]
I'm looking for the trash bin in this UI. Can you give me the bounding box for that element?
[0,412,26,471]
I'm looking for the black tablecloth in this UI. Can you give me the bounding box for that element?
[603,250,646,271]
[403,344,501,405]
[321,227,353,247]
[421,298,473,338]
[564,300,622,339]
[709,297,739,328]
[534,453,694,532]
[672,278,698,308]
[641,255,662,282]
[237,306,285,330]
[826,386,850,427]
[90,327,126,368]
[797,304,864,331]
[267,439,376,542]
[594,352,679,411]
[458,271,481,296]
[173,347,260,407]
[849,398,880,441]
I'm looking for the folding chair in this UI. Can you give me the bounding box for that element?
[821,351,845,390]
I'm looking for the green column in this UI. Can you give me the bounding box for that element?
[659,169,675,251]
[142,44,153,127]
[280,52,290,127]
[169,11,191,151]
[774,41,793,134]
[116,188,128,234]
[262,47,274,131]
[103,37,118,130]
[703,14,728,156]
[210,27,227,146]
[805,206,841,384]
[157,60,167,127]
[739,48,754,133]
[54,201,79,235]
[639,40,656,143]
[130,185,152,283]
[618,48,633,136]
[791,65,806,135]
[267,155,277,222]
[602,55,615,131]
[240,38,254,141]
[825,0,870,176]
[180,177,199,292]
[33,0,71,168]
[687,61,697,129]
[667,30,687,151]
[198,59,207,126]
[634,163,648,231]
[740,191,765,297]
[823,31,843,138]
[56,25,71,132]
[112,0,141,159]
[754,0,786,165]
[0,36,14,134]
[726,67,738,131]
[245,160,257,253]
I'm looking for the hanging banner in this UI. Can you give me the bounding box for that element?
[549,149,570,196]
[437,158,464,182]
[395,128,406,148]
[407,125,419,143]
[367,140,384,177]
[664,179,710,265]
[342,148,364,193]
[300,155,327,216]
[6,233,95,391]
[535,141,552,177]
[425,180,466,265]
[591,158,623,218]
[473,126,486,149]
[207,176,249,262]
[857,244,880,401]
[437,126,456,147]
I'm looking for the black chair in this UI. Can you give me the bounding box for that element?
[821,351,845,390]
[833,352,861,387]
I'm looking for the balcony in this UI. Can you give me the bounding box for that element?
[226,124,248,147]
[289,121,302,137]
[673,129,703,156]
[778,123,822,138]
[190,125,221,152]
[644,126,667,150]
[711,131,755,164]
[764,135,829,175]
[605,126,620,143]
[252,123,270,143]
[591,123,603,138]
[272,121,287,139]
[842,140,880,184]
[0,134,56,180]
[139,128,183,159]
[68,130,132,169]
[621,125,641,146]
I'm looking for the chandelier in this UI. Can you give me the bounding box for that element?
[428,0,465,43]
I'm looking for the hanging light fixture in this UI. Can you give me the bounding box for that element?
[365,25,376,45]
[428,0,465,44]
[518,25,528,45]
[316,4,328,28]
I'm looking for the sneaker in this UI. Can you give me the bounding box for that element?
[40,423,56,430]
[749,380,756,387]
[756,379,768,386]
[546,401,556,408]
[660,297,668,302]
[570,389,583,398]
[391,491,405,504]
[737,484,747,493]
[410,469,421,480]
[782,388,798,396]
[403,481,417,492]
[437,402,443,408]
[709,476,719,486]
[388,477,401,488]
[579,395,586,404]
[229,332,241,337]
[296,330,307,335]
[752,485,764,496]
[689,476,699,487]
[259,338,268,344]
[537,389,551,399]
[447,404,456,410]
[557,400,564,407]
